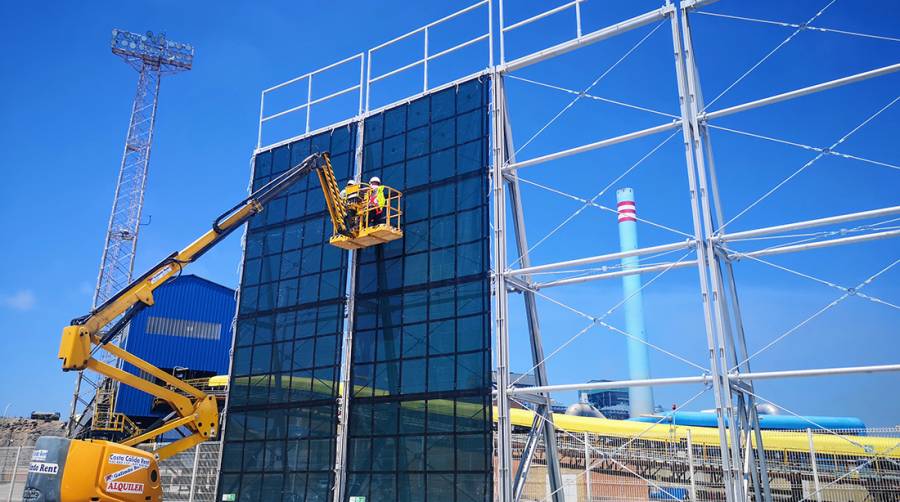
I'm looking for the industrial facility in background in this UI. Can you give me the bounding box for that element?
[67,29,194,438]
[579,381,631,420]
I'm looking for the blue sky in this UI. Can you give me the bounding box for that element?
[0,1,897,426]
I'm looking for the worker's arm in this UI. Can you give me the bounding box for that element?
[58,151,329,458]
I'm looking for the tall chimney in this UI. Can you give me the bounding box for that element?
[617,188,654,417]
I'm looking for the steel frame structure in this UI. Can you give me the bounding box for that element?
[68,30,194,438]
[495,1,899,501]
[243,1,899,500]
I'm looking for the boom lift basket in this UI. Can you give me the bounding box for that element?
[330,186,403,250]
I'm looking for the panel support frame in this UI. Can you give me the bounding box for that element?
[332,115,367,502]
[670,6,745,501]
[497,74,565,502]
[491,68,516,502]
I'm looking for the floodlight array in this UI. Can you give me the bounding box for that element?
[111,29,194,70]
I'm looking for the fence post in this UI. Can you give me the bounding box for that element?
[686,429,697,502]
[7,447,21,502]
[807,428,823,502]
[583,432,592,502]
[188,445,201,502]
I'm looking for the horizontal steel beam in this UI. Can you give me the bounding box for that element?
[704,63,900,121]
[369,58,424,84]
[728,229,900,260]
[369,0,488,52]
[718,206,900,242]
[255,68,491,154]
[504,120,680,172]
[503,1,580,33]
[681,0,722,11]
[427,34,489,62]
[502,5,673,72]
[534,260,697,289]
[508,239,695,276]
[262,85,361,123]
[262,53,362,94]
[508,363,900,395]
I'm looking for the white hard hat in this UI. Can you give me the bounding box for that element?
[369,176,381,184]
[347,179,357,185]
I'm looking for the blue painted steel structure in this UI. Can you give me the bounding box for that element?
[115,274,235,419]
[630,411,867,432]
[616,188,654,417]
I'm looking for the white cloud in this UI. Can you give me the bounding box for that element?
[0,290,36,311]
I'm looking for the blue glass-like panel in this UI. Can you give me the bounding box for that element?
[346,77,491,501]
[220,125,352,502]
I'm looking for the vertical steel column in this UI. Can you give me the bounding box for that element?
[333,118,367,502]
[575,0,583,37]
[365,51,373,113]
[188,445,201,502]
[500,82,564,502]
[669,5,742,502]
[306,76,313,134]
[583,432,592,502]
[703,59,773,500]
[491,69,514,502]
[6,446,20,502]
[66,374,84,437]
[488,0,494,67]
[679,4,772,500]
[713,257,764,500]
[257,92,265,149]
[719,248,773,502]
[807,429,823,502]
[424,27,430,92]
[686,429,698,502]
[498,0,506,64]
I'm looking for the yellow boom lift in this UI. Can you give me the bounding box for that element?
[319,171,403,249]
[24,152,402,501]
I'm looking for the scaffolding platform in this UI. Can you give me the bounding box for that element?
[330,225,403,250]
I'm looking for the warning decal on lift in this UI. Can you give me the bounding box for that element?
[28,462,59,475]
[107,481,144,494]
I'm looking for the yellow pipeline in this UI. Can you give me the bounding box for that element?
[219,374,899,458]
[506,407,900,459]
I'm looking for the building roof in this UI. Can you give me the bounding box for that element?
[169,274,235,294]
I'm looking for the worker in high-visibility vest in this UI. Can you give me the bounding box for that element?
[368,176,387,226]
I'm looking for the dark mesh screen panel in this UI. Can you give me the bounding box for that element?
[220,124,355,502]
[345,77,493,502]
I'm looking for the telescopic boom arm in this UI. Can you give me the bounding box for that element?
[58,152,330,459]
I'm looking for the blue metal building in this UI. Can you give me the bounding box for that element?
[114,274,235,423]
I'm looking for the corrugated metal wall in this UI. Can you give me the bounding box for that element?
[115,274,235,419]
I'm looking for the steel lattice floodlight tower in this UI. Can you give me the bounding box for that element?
[96,29,193,313]
[66,30,194,437]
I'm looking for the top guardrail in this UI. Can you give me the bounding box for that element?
[255,0,673,151]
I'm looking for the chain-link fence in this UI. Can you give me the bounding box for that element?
[510,428,900,502]
[3,429,899,501]
[0,445,31,502]
[0,441,221,502]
